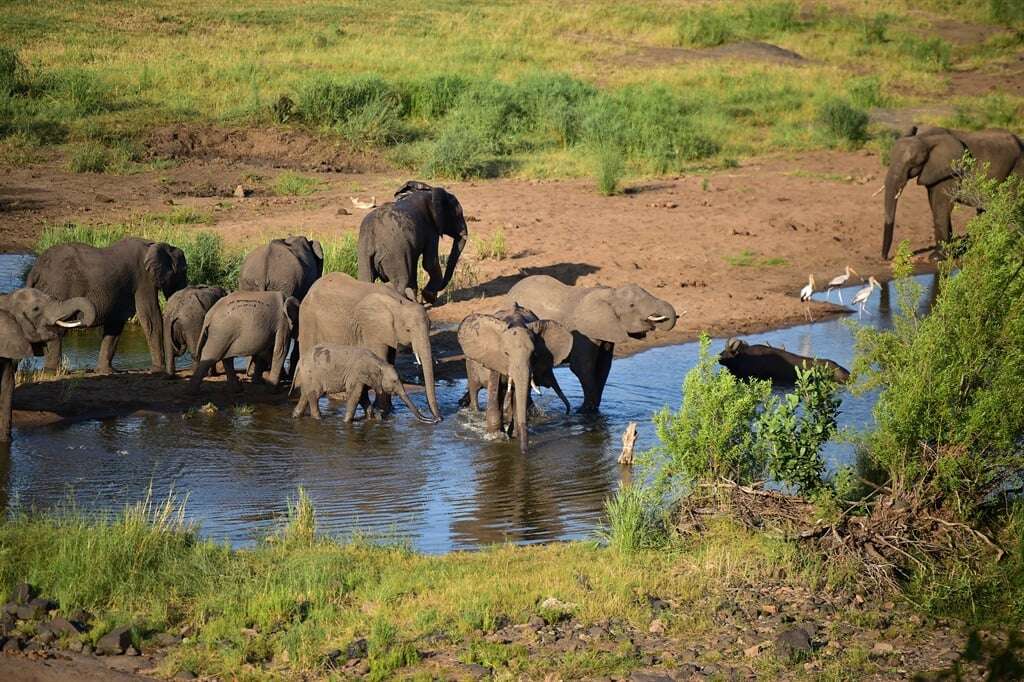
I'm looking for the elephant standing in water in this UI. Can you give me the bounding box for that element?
[358,181,468,304]
[298,273,441,422]
[163,286,227,376]
[292,344,437,424]
[458,305,573,453]
[26,238,188,373]
[239,236,324,376]
[510,275,677,412]
[188,292,299,394]
[882,126,1024,259]
[0,289,95,441]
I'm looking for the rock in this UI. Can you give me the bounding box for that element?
[0,613,14,635]
[11,583,33,605]
[34,630,56,645]
[540,597,576,611]
[629,673,675,682]
[774,627,812,659]
[871,641,895,656]
[527,615,545,631]
[336,207,351,216]
[154,632,182,647]
[96,625,132,655]
[648,618,666,635]
[174,672,197,680]
[125,645,140,656]
[463,662,490,678]
[81,643,93,655]
[16,598,55,621]
[45,617,82,636]
[68,609,94,628]
[744,641,769,657]
[345,637,368,660]
[233,185,248,198]
[2,637,22,653]
[2,602,18,616]
[67,639,84,653]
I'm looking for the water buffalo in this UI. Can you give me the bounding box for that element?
[718,338,850,385]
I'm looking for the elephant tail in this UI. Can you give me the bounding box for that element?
[194,321,210,364]
[289,356,302,396]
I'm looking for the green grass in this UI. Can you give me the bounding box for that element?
[0,1,1018,179]
[272,171,321,196]
[725,249,788,267]
[475,228,507,261]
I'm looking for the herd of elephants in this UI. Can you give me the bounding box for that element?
[0,125,1021,454]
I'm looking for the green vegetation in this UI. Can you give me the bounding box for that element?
[475,228,507,261]
[596,147,625,196]
[725,249,788,267]
[1,1,1020,178]
[816,99,870,147]
[272,171,321,197]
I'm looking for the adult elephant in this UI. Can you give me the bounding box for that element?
[357,181,468,304]
[298,273,441,422]
[509,275,677,412]
[239,235,324,376]
[882,126,1024,259]
[26,237,188,373]
[0,288,95,441]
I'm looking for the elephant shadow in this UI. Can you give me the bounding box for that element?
[470,262,601,299]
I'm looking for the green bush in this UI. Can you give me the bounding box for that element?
[272,171,320,196]
[407,74,471,119]
[898,35,952,71]
[990,0,1024,26]
[320,231,358,277]
[744,1,801,35]
[851,167,1024,520]
[846,75,887,108]
[595,147,624,195]
[67,141,110,172]
[816,98,869,146]
[0,46,26,95]
[600,485,667,553]
[420,127,496,179]
[54,69,113,116]
[676,8,734,48]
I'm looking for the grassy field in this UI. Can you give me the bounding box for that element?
[2,0,1022,180]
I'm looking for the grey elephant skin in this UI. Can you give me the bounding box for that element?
[292,344,437,424]
[0,289,95,441]
[458,305,573,453]
[883,126,1024,259]
[26,237,187,374]
[718,338,850,385]
[189,291,299,393]
[298,273,441,422]
[358,181,468,304]
[509,275,677,412]
[163,286,227,376]
[239,235,325,376]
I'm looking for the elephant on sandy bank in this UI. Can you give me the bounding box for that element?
[0,289,95,441]
[163,286,227,376]
[292,344,437,424]
[26,237,188,374]
[509,276,677,412]
[298,273,441,422]
[358,181,468,304]
[458,305,573,453]
[882,126,1024,259]
[188,291,299,394]
[718,337,850,385]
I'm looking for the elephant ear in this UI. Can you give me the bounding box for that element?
[145,243,186,292]
[528,320,573,366]
[919,134,966,186]
[310,239,324,262]
[284,296,300,331]
[354,293,396,349]
[457,314,508,374]
[0,311,32,360]
[571,291,630,344]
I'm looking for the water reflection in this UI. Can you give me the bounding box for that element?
[0,252,941,553]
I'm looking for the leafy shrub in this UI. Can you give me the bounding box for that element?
[407,74,471,119]
[596,147,624,195]
[756,365,840,496]
[420,128,495,179]
[851,166,1024,520]
[816,98,869,146]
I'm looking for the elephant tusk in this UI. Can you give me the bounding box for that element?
[56,320,83,328]
[413,351,422,366]
[894,186,904,201]
[647,315,669,322]
[531,380,541,395]
[871,184,885,198]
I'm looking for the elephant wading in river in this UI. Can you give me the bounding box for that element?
[882,126,1024,259]
[458,305,573,453]
[163,286,227,376]
[292,344,437,423]
[509,275,677,412]
[718,338,850,385]
[189,291,299,393]
[298,273,441,422]
[26,237,188,373]
[0,289,95,441]
[358,181,468,304]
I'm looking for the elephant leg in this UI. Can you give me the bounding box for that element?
[0,360,13,443]
[285,339,300,381]
[485,370,504,434]
[308,391,322,420]
[251,354,268,384]
[292,392,308,418]
[373,347,396,416]
[135,289,166,373]
[928,179,956,255]
[187,359,218,394]
[359,389,375,419]
[342,389,362,423]
[96,320,126,375]
[222,359,241,391]
[43,337,62,372]
[569,335,601,413]
[593,342,615,408]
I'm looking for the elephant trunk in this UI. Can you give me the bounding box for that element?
[436,232,468,292]
[882,165,909,260]
[395,383,436,424]
[648,299,677,332]
[411,328,441,422]
[46,297,96,329]
[511,364,531,454]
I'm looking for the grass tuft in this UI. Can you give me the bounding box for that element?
[596,147,625,196]
[272,171,320,196]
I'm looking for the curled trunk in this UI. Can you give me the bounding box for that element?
[46,297,96,329]
[395,383,436,424]
[436,234,468,292]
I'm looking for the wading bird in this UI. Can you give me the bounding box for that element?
[851,276,881,319]
[826,265,859,304]
[799,274,815,321]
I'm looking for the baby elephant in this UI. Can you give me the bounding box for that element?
[163,285,227,376]
[292,344,438,423]
[718,337,850,385]
[189,291,299,393]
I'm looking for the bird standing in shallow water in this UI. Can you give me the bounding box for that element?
[851,276,881,319]
[799,274,816,321]
[826,265,859,304]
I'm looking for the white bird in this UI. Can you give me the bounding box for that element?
[826,265,859,304]
[799,274,815,321]
[350,196,376,209]
[851,276,881,319]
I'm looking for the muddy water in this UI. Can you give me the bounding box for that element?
[0,255,939,552]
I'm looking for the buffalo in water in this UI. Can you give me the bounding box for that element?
[718,338,850,385]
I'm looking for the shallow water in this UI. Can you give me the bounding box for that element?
[0,254,939,552]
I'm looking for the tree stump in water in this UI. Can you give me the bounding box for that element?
[618,421,638,465]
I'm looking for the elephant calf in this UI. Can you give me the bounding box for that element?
[292,344,437,423]
[163,285,227,376]
[188,292,299,394]
[458,305,573,453]
[718,338,850,385]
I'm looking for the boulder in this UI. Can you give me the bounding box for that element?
[153,632,183,647]
[16,598,56,621]
[44,617,82,636]
[68,609,94,628]
[774,626,813,659]
[2,637,22,653]
[96,625,133,656]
